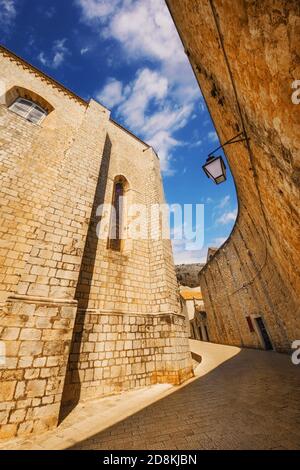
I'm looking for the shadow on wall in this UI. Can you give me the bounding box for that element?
[67,346,300,450]
[59,134,112,422]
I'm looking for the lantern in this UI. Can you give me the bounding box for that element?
[202,155,226,184]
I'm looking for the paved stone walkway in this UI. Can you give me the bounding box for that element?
[1,341,299,450]
[71,341,300,450]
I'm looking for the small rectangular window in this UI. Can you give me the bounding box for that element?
[246,316,255,333]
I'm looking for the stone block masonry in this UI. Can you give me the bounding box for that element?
[62,311,192,406]
[0,45,193,439]
[0,297,77,439]
[167,0,300,352]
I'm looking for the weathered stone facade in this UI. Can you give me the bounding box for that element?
[167,0,300,352]
[0,45,193,439]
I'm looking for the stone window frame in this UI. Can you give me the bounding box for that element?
[3,86,54,126]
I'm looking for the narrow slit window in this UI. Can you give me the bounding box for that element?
[108,181,124,251]
[9,97,47,124]
[246,316,255,333]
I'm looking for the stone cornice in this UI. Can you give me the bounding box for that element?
[6,294,78,305]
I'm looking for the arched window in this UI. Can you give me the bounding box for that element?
[108,179,124,251]
[9,97,47,124]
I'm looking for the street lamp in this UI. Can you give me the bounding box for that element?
[203,155,226,184]
[202,131,248,184]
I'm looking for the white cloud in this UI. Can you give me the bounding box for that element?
[172,233,207,264]
[52,39,69,68]
[148,130,182,174]
[96,66,194,173]
[76,0,186,74]
[76,0,120,21]
[77,0,203,175]
[143,103,193,137]
[105,67,194,173]
[215,209,237,225]
[172,233,229,264]
[37,52,47,66]
[38,39,70,69]
[44,6,56,18]
[97,78,124,108]
[173,248,207,265]
[108,0,184,68]
[212,195,236,224]
[208,130,218,142]
[189,139,202,148]
[80,46,90,55]
[143,105,193,173]
[0,0,17,28]
[216,195,230,209]
[118,68,168,129]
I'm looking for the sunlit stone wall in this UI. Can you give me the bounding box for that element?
[167,0,300,352]
[0,46,193,439]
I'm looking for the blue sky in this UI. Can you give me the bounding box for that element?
[0,0,238,264]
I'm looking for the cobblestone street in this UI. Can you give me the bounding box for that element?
[71,341,300,450]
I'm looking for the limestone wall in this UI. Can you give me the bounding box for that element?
[167,0,300,352]
[62,124,191,406]
[62,312,191,406]
[0,46,192,439]
[0,298,76,438]
[0,51,112,304]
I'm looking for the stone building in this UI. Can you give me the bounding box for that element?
[0,45,193,439]
[167,0,300,352]
[180,288,209,342]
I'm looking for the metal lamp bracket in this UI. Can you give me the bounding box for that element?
[208,131,249,157]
